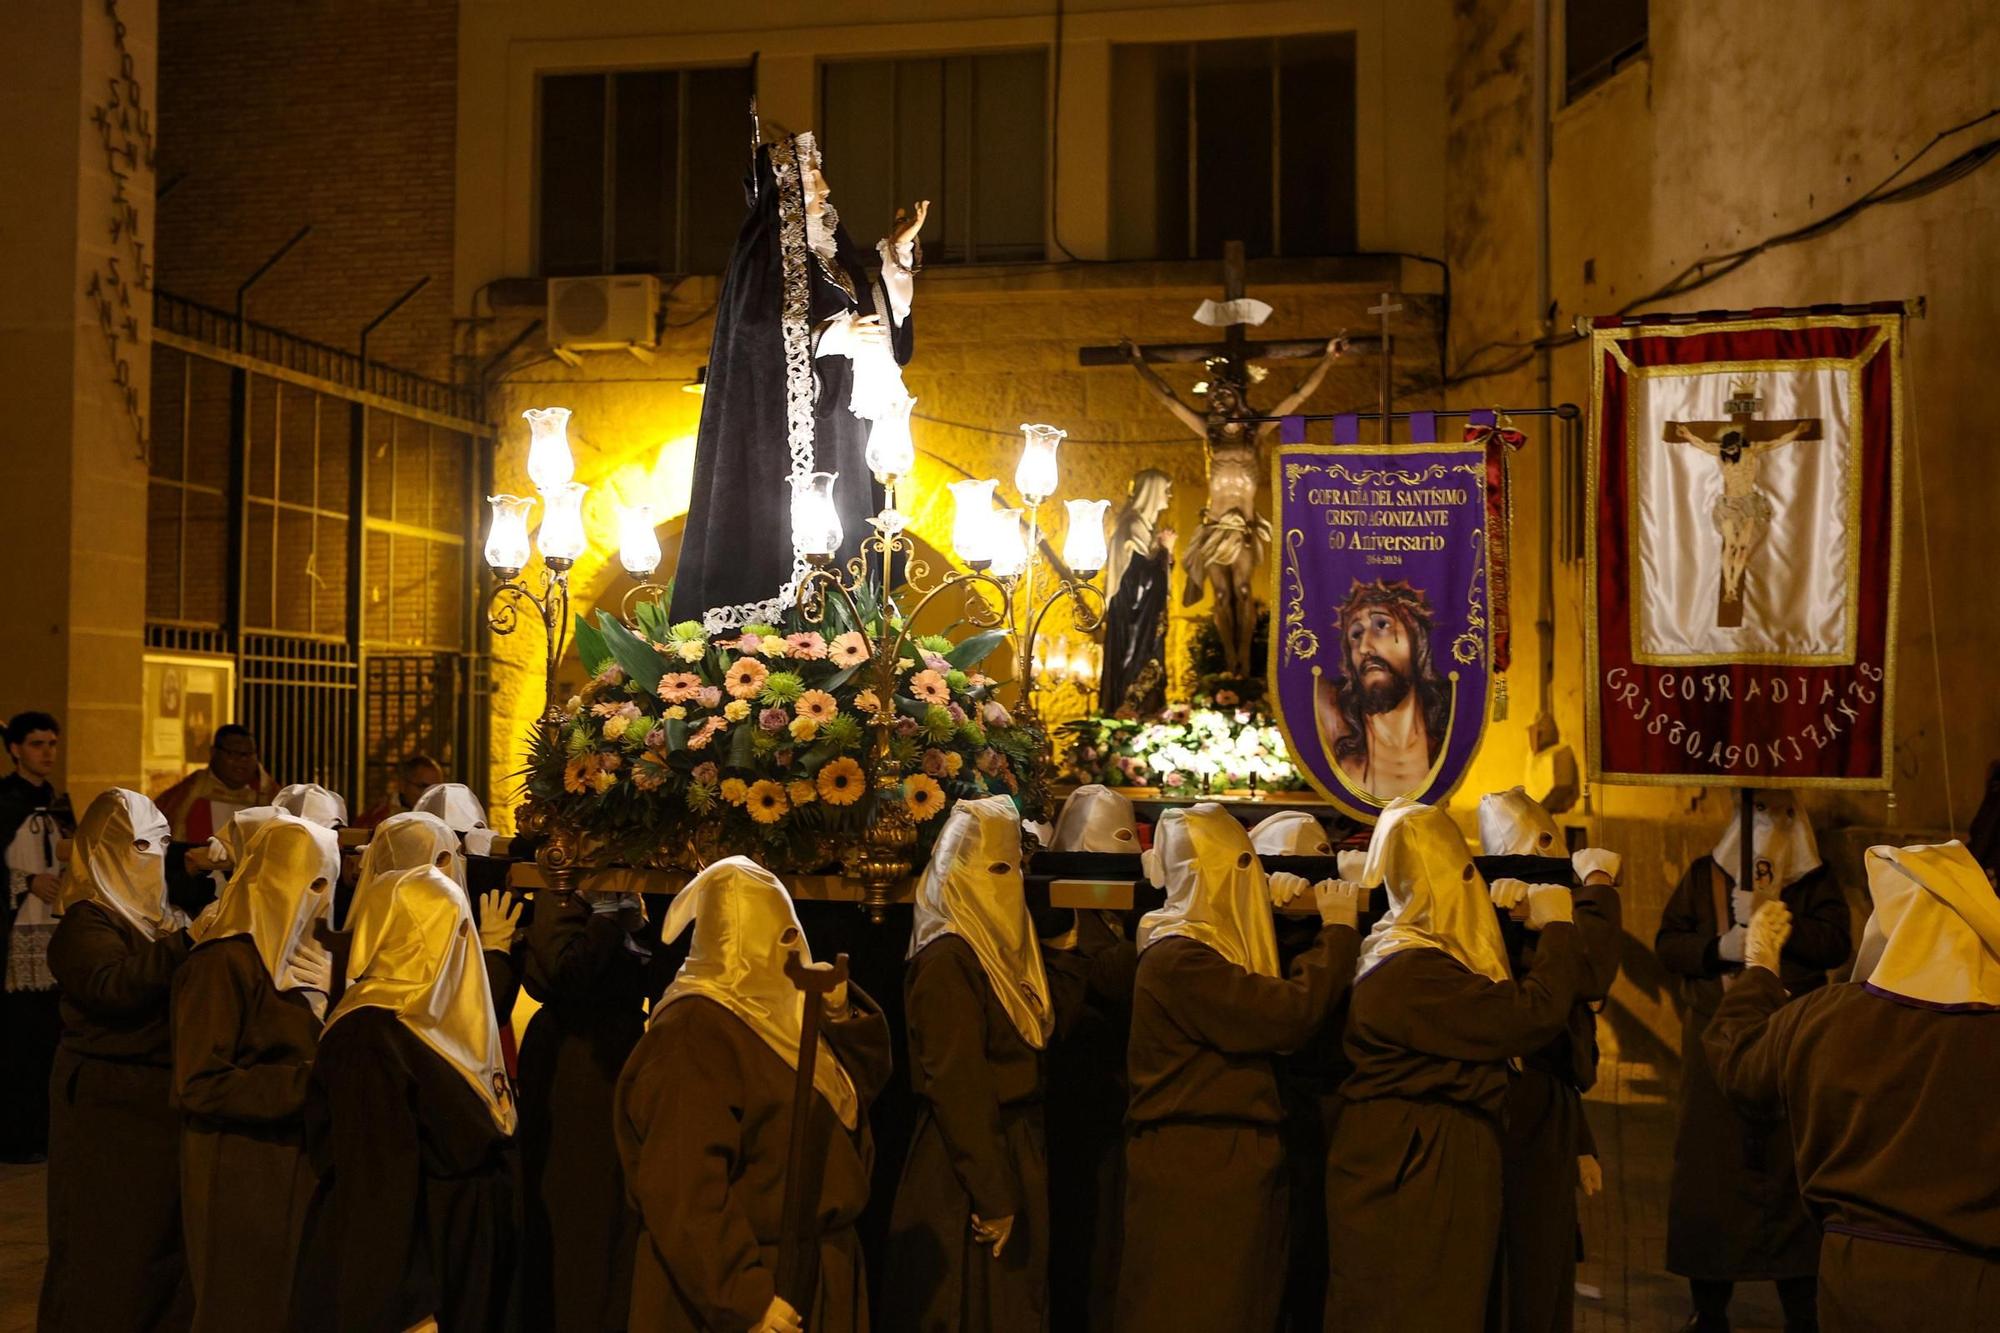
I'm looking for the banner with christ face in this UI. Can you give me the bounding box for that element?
[1268,443,1493,822]
[1586,310,1903,789]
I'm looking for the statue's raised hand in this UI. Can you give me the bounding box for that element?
[891,200,930,246]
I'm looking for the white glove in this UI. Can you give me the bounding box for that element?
[1267,871,1311,908]
[1314,879,1363,930]
[1730,885,1756,929]
[1716,923,1747,963]
[1526,884,1574,930]
[284,938,335,996]
[478,889,522,953]
[814,311,888,359]
[1489,877,1533,918]
[203,836,232,867]
[1337,850,1367,882]
[1572,847,1621,885]
[753,1294,802,1333]
[971,1212,1015,1259]
[1140,846,1164,887]
[1744,900,1792,975]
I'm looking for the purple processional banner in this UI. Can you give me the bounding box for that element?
[1268,440,1494,823]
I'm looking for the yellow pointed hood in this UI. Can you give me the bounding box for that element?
[655,856,860,1130]
[1138,803,1282,978]
[1357,798,1512,984]
[1857,842,2000,1010]
[201,814,340,989]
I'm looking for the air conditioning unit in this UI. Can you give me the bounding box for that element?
[546,274,659,361]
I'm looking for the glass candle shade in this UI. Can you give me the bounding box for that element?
[536,482,589,563]
[523,407,575,492]
[987,507,1028,577]
[791,471,844,558]
[1014,422,1065,501]
[1062,498,1110,576]
[949,478,999,564]
[1043,638,1071,682]
[618,504,662,578]
[483,494,535,573]
[864,395,917,481]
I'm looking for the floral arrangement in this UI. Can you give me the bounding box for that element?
[1183,609,1273,710]
[1063,706,1307,797]
[520,596,1048,871]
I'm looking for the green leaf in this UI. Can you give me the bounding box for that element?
[574,615,611,676]
[665,717,689,752]
[633,593,671,643]
[945,629,1008,670]
[727,722,755,771]
[594,611,665,693]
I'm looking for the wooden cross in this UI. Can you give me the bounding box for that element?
[1663,379,1821,628]
[1077,241,1379,375]
[1367,291,1403,433]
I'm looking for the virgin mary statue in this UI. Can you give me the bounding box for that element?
[670,131,928,631]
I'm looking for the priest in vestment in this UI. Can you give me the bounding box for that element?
[1324,798,1582,1332]
[882,797,1058,1332]
[1706,843,2000,1331]
[1115,804,1360,1333]
[292,864,519,1332]
[670,130,925,631]
[171,814,338,1331]
[1655,798,1850,1332]
[156,724,278,845]
[38,789,194,1332]
[615,856,893,1332]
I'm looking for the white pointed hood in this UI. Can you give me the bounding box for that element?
[1137,803,1281,978]
[1477,786,1563,857]
[357,811,464,897]
[61,788,185,940]
[656,856,860,1129]
[200,814,340,992]
[274,782,348,828]
[1052,784,1140,853]
[1711,795,1821,890]
[1356,798,1511,984]
[413,783,497,856]
[1249,809,1334,858]
[1854,842,2000,1010]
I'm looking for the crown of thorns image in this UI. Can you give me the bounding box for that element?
[1335,578,1437,642]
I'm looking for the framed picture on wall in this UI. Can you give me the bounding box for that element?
[143,653,235,799]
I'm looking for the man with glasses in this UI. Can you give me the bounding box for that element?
[157,725,277,847]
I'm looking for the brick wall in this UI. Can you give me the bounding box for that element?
[154,0,458,381]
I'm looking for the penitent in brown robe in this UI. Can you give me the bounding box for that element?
[1705,970,2000,1331]
[38,899,194,1332]
[1655,858,1850,1283]
[1116,925,1359,1333]
[171,934,321,1331]
[1326,925,1582,1332]
[881,935,1054,1333]
[1499,877,1624,1333]
[616,989,894,1332]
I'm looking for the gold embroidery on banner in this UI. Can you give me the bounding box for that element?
[1583,314,1902,789]
[1281,527,1318,665]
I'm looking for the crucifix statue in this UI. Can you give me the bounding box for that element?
[1664,376,1820,628]
[1079,241,1354,682]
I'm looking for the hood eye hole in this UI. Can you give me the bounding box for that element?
[1114,828,1134,842]
[1236,851,1252,869]
[1461,863,1475,882]
[989,861,1011,875]
[1537,832,1553,849]
[779,926,801,946]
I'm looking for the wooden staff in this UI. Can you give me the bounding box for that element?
[776,948,849,1323]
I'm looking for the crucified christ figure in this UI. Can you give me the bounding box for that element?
[1668,420,1811,611]
[1121,336,1347,678]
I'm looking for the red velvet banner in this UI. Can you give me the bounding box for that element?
[1586,313,1902,789]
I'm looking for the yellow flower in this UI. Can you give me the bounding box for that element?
[745,780,790,824]
[789,716,819,742]
[817,756,865,806]
[601,714,630,740]
[759,634,792,658]
[589,767,619,794]
[795,689,838,723]
[787,779,818,806]
[719,778,749,805]
[725,657,769,699]
[663,705,688,720]
[724,699,752,722]
[677,640,705,662]
[902,773,946,821]
[943,751,965,777]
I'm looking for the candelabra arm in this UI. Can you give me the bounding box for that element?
[619,580,671,625]
[1023,577,1105,704]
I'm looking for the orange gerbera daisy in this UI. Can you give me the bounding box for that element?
[745,780,790,824]
[817,756,866,805]
[908,669,949,704]
[829,631,870,668]
[724,657,769,700]
[795,689,838,723]
[902,773,946,821]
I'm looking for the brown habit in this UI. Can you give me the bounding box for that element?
[170,934,322,1331]
[1116,924,1358,1333]
[615,989,894,1332]
[1499,882,1624,1333]
[882,935,1051,1333]
[1326,923,1582,1332]
[1705,970,2000,1331]
[1655,858,1850,1281]
[38,899,193,1332]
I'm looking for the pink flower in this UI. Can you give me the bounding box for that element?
[922,748,949,777]
[657,672,704,704]
[921,651,950,674]
[1164,770,1186,788]
[759,707,789,732]
[785,633,828,661]
[697,686,723,709]
[977,747,1007,776]
[773,748,795,767]
[644,725,667,750]
[692,762,719,785]
[982,700,1012,729]
[595,664,626,686]
[895,717,921,738]
[946,703,967,725]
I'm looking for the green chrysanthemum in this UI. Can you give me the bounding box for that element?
[956,721,988,748]
[751,730,780,756]
[684,781,717,812]
[917,633,954,655]
[821,713,863,750]
[888,735,919,767]
[923,704,957,742]
[565,725,595,757]
[759,671,805,705]
[743,622,780,639]
[667,619,707,642]
[944,669,970,693]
